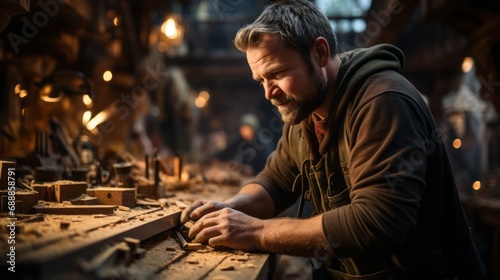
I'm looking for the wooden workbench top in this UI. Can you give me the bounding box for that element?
[0,183,271,279]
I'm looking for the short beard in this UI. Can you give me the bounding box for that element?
[276,72,327,125]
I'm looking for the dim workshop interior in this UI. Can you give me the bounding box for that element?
[1,0,500,279]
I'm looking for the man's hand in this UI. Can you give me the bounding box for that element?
[180,183,275,224]
[180,200,231,224]
[179,196,333,257]
[188,208,264,251]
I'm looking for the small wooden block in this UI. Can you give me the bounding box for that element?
[118,205,130,211]
[54,181,88,203]
[70,194,98,205]
[136,198,160,207]
[183,220,195,230]
[184,242,204,250]
[0,161,15,188]
[175,200,188,209]
[0,190,39,214]
[137,183,157,199]
[60,221,71,230]
[32,182,56,202]
[123,237,141,251]
[87,187,136,207]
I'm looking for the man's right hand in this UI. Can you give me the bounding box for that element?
[180,200,232,224]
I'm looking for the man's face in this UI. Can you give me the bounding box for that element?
[247,34,327,125]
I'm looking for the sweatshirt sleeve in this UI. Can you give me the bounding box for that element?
[245,124,302,216]
[323,92,429,257]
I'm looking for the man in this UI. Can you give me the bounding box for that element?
[181,0,486,278]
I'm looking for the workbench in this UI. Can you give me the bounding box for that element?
[0,184,272,279]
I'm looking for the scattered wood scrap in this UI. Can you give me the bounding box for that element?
[70,193,98,205]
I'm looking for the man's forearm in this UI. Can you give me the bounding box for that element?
[225,183,276,219]
[257,214,335,258]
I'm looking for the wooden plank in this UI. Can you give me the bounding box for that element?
[140,230,271,280]
[33,204,117,215]
[13,208,162,255]
[15,208,181,279]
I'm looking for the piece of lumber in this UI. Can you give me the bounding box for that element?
[87,187,136,207]
[55,180,88,203]
[33,204,117,215]
[16,208,181,279]
[137,182,157,199]
[32,182,56,201]
[0,160,15,189]
[0,190,39,214]
[70,193,98,205]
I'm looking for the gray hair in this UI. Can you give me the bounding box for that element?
[234,0,337,72]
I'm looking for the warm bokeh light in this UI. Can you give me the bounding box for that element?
[14,84,22,94]
[162,18,179,39]
[21,108,25,116]
[181,171,189,182]
[452,138,462,149]
[86,111,110,130]
[195,90,210,108]
[82,110,92,126]
[39,84,61,102]
[113,16,120,26]
[103,70,113,82]
[462,57,474,73]
[195,96,207,108]
[19,90,28,98]
[156,13,184,50]
[83,94,93,107]
[472,181,481,191]
[199,90,210,101]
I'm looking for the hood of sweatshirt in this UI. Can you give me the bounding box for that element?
[313,44,405,154]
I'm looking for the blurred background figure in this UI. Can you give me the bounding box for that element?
[442,66,498,198]
[212,113,273,176]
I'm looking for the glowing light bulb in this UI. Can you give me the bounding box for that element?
[452,139,462,149]
[83,94,93,107]
[82,110,92,126]
[461,57,474,73]
[162,18,179,39]
[472,181,481,191]
[103,71,113,82]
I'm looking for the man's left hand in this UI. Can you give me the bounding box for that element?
[188,207,264,251]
